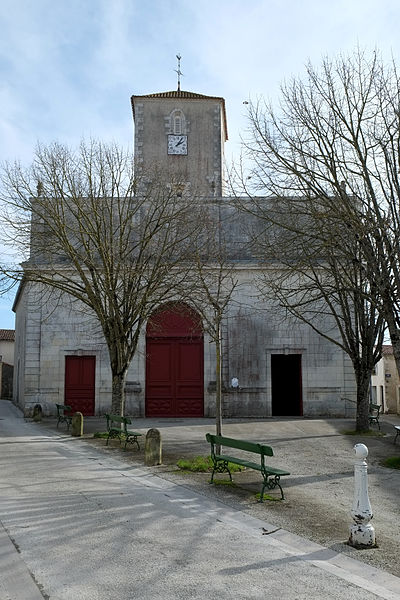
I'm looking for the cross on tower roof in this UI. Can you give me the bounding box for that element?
[175,54,183,92]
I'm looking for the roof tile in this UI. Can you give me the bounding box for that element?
[0,329,15,341]
[131,89,228,140]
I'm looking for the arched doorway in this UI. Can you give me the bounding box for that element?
[146,304,204,417]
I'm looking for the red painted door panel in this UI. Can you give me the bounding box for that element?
[175,341,203,416]
[146,338,203,417]
[146,341,175,416]
[65,356,95,416]
[146,304,204,418]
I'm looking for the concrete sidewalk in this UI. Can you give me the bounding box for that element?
[1,400,400,599]
[50,408,400,577]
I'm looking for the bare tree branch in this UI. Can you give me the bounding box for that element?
[235,49,396,430]
[0,140,202,414]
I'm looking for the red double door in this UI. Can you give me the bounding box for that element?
[146,305,204,417]
[64,356,95,416]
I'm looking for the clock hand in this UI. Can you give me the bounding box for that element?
[175,138,184,146]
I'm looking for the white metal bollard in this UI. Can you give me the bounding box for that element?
[349,443,376,548]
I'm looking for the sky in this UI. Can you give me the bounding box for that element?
[0,0,400,328]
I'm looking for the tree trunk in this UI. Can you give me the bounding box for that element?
[215,319,223,445]
[111,371,127,416]
[355,370,371,432]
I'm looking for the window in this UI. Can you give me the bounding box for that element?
[168,109,186,135]
[370,385,377,403]
[174,114,182,134]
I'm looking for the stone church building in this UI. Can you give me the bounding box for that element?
[12,87,356,419]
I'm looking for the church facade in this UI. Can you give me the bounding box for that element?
[13,88,357,419]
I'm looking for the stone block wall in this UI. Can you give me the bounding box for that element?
[14,267,356,419]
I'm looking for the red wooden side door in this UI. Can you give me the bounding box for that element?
[146,337,204,417]
[64,356,95,416]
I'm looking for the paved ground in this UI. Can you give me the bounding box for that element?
[73,409,400,577]
[1,399,400,599]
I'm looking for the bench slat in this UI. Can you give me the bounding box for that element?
[105,414,142,451]
[206,433,273,456]
[215,454,290,476]
[56,404,72,431]
[109,426,142,436]
[215,454,262,470]
[206,432,290,501]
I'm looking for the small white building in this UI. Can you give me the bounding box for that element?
[0,329,15,365]
[371,345,400,414]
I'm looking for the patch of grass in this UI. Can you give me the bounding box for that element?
[342,429,385,437]
[93,431,109,439]
[176,455,244,473]
[382,456,400,469]
[177,456,213,472]
[255,492,282,502]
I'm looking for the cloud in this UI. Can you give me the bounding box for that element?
[0,0,400,324]
[1,0,400,174]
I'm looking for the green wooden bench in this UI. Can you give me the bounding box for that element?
[56,404,73,431]
[369,403,381,430]
[105,414,142,450]
[206,433,290,501]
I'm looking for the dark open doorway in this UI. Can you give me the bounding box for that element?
[271,354,303,416]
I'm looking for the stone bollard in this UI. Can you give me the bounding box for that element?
[145,428,162,466]
[71,412,83,437]
[32,404,43,422]
[349,443,376,548]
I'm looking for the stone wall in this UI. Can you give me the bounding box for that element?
[13,268,356,418]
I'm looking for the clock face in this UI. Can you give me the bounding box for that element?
[168,134,187,155]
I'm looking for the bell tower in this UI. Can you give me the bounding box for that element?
[131,89,228,197]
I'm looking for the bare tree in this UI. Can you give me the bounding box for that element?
[0,140,200,415]
[245,198,385,430]
[235,49,399,429]
[189,201,240,437]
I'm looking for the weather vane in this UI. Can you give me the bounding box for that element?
[175,54,183,92]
